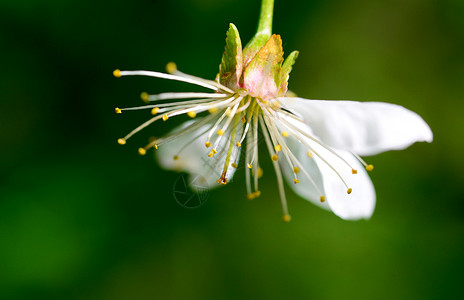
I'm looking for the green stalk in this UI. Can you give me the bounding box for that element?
[243,0,275,60]
[256,0,274,38]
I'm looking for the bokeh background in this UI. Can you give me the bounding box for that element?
[1,0,463,299]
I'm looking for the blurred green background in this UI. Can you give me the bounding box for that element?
[1,0,463,299]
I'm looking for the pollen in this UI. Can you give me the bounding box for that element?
[115,107,122,114]
[254,190,261,198]
[293,166,300,174]
[212,148,218,154]
[113,69,121,78]
[208,107,218,114]
[282,214,292,223]
[320,196,326,203]
[282,131,289,137]
[151,107,160,115]
[293,179,299,184]
[307,151,313,158]
[366,164,374,172]
[352,169,358,174]
[247,163,253,169]
[166,62,177,74]
[153,144,158,150]
[347,188,353,194]
[162,114,169,121]
[140,92,149,103]
[231,163,238,168]
[226,110,231,117]
[187,111,197,118]
[173,155,179,160]
[117,138,126,145]
[246,193,255,200]
[138,148,147,156]
[272,155,279,161]
[236,142,241,147]
[241,116,246,123]
[274,145,281,152]
[217,129,225,135]
[208,152,214,158]
[205,141,211,148]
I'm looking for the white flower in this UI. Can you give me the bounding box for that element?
[114,24,432,222]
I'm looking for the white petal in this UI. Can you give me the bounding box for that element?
[282,98,433,156]
[156,119,239,190]
[278,116,375,220]
[280,135,329,211]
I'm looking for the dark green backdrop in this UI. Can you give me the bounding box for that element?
[1,0,463,299]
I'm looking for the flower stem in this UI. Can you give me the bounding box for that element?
[256,0,274,38]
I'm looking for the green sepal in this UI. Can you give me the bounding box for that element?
[218,23,243,89]
[278,50,299,96]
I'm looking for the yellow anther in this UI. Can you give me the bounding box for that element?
[293,166,300,174]
[217,129,225,136]
[274,144,281,152]
[140,92,149,103]
[208,107,218,114]
[138,148,146,156]
[241,116,246,123]
[166,62,177,74]
[187,111,196,118]
[117,138,126,145]
[366,164,374,172]
[236,142,241,147]
[270,101,281,110]
[247,163,252,169]
[320,196,326,203]
[282,214,292,223]
[307,151,313,158]
[205,141,211,148]
[352,169,358,174]
[115,107,122,114]
[254,190,261,198]
[293,179,299,184]
[173,155,179,160]
[282,131,289,137]
[246,193,255,200]
[347,188,353,194]
[208,152,214,158]
[257,167,263,178]
[212,148,217,154]
[153,144,158,150]
[231,162,238,168]
[272,155,279,161]
[162,114,169,121]
[113,69,121,78]
[151,107,160,115]
[226,110,231,117]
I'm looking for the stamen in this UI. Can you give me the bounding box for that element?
[138,148,147,155]
[347,188,353,194]
[205,141,211,148]
[140,92,149,103]
[282,131,289,137]
[282,214,291,223]
[293,166,300,173]
[151,107,160,115]
[272,155,279,161]
[274,145,281,152]
[187,111,196,118]
[320,196,326,203]
[173,155,179,160]
[115,69,223,92]
[162,114,169,121]
[293,179,299,184]
[115,107,122,114]
[118,138,126,145]
[366,164,374,172]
